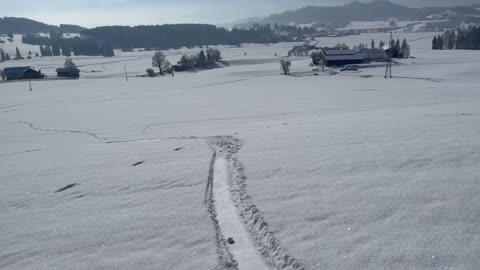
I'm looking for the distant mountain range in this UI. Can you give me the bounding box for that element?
[2,0,480,35]
[234,0,480,28]
[0,17,86,34]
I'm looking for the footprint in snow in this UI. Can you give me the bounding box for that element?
[132,161,145,167]
[55,183,78,193]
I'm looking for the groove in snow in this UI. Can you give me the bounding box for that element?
[213,157,270,270]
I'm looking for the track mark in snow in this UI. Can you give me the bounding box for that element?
[0,149,43,157]
[207,136,304,270]
[55,183,78,193]
[205,151,238,270]
[14,121,105,141]
[131,161,145,167]
[213,156,270,270]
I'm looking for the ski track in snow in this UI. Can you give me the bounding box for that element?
[208,136,304,270]
[14,121,106,141]
[212,155,270,270]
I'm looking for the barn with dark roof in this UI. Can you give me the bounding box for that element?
[2,66,44,81]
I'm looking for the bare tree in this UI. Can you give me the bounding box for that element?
[311,51,326,72]
[206,48,221,63]
[280,59,291,75]
[388,18,398,27]
[152,51,170,75]
[64,58,77,69]
[288,44,310,56]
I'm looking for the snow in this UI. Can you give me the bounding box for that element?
[1,32,480,269]
[213,157,270,270]
[337,20,448,32]
[338,20,416,31]
[0,34,40,56]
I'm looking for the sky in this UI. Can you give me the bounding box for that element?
[2,0,480,27]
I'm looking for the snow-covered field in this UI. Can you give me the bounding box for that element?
[337,20,448,32]
[1,32,480,270]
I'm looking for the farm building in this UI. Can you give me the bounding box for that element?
[323,48,368,66]
[2,66,44,81]
[56,68,80,78]
[359,48,389,62]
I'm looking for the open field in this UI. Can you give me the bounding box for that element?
[1,32,480,270]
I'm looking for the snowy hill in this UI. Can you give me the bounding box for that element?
[1,32,480,269]
[235,0,480,28]
[0,17,85,34]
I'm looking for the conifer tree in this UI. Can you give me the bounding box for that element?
[448,30,456,50]
[45,46,53,56]
[0,49,5,62]
[401,38,410,58]
[438,35,444,50]
[52,44,61,56]
[197,50,206,66]
[15,47,23,59]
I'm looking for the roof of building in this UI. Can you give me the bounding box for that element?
[323,49,367,61]
[56,68,80,73]
[3,66,33,75]
[324,49,357,56]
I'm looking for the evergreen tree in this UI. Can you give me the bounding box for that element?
[371,39,375,49]
[5,53,11,61]
[45,46,53,56]
[401,38,410,58]
[432,36,438,50]
[39,45,45,57]
[437,35,444,50]
[0,49,5,62]
[61,45,71,57]
[379,40,385,48]
[102,44,115,57]
[15,47,23,60]
[442,32,451,50]
[448,30,456,50]
[52,44,61,56]
[456,30,465,50]
[390,39,395,49]
[197,50,207,66]
[395,39,401,52]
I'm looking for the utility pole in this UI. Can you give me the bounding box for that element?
[385,32,393,79]
[124,66,128,81]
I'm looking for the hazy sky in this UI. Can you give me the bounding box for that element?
[2,0,480,27]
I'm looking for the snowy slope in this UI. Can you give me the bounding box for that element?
[1,32,480,270]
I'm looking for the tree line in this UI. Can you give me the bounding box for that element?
[176,48,222,71]
[22,24,287,55]
[146,48,222,77]
[22,31,115,57]
[433,26,480,50]
[82,24,289,50]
